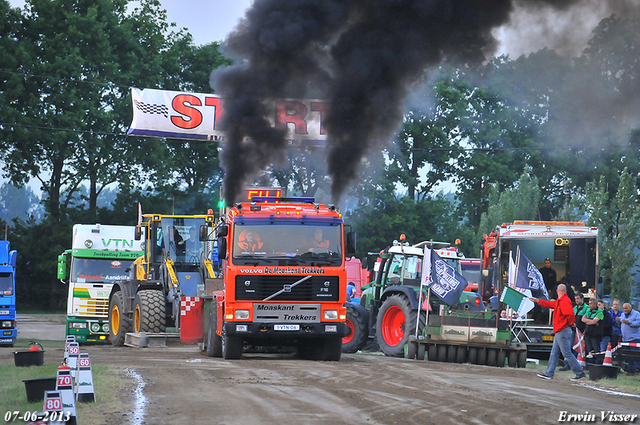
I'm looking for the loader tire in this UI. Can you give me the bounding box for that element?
[342,305,367,353]
[206,301,222,357]
[376,294,424,357]
[109,291,131,347]
[134,290,166,333]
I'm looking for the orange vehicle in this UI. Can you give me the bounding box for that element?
[205,197,356,360]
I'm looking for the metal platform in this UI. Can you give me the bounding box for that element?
[124,332,181,348]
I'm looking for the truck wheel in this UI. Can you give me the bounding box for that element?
[497,350,506,367]
[109,291,131,346]
[487,348,497,366]
[447,345,457,363]
[342,305,367,353]
[477,348,487,365]
[376,294,424,357]
[518,350,527,368]
[437,345,447,362]
[417,344,426,361]
[406,341,418,359]
[456,346,466,363]
[206,302,222,357]
[428,345,437,362]
[468,347,478,364]
[221,323,243,359]
[134,290,166,333]
[298,341,324,360]
[323,336,343,361]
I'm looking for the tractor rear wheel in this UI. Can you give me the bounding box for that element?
[342,305,367,353]
[109,291,130,347]
[376,294,424,357]
[206,301,222,357]
[133,290,166,333]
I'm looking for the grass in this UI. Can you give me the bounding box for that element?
[1,342,134,425]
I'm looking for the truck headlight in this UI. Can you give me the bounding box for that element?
[324,310,338,320]
[70,322,87,329]
[102,323,110,333]
[1,320,12,328]
[235,310,250,320]
[90,323,100,333]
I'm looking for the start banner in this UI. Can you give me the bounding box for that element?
[127,88,328,146]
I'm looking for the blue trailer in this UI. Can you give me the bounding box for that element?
[0,240,17,346]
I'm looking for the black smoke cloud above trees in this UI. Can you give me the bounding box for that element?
[210,0,587,204]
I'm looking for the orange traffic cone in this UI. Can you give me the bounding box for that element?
[602,343,614,367]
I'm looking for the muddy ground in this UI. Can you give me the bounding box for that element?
[3,315,639,425]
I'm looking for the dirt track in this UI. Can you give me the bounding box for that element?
[4,316,639,425]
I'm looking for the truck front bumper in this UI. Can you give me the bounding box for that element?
[224,322,347,339]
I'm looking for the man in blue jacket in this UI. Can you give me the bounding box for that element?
[619,303,640,374]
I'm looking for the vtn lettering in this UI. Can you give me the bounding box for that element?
[102,238,134,249]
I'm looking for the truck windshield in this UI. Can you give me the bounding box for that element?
[0,272,13,295]
[232,224,343,266]
[71,258,135,283]
[156,218,206,264]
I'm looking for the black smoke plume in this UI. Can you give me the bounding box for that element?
[211,0,586,204]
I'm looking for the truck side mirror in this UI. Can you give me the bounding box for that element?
[217,225,228,237]
[57,254,68,283]
[346,232,356,254]
[199,225,208,241]
[217,237,227,260]
[134,226,142,241]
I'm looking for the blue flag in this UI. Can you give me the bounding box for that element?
[423,249,469,306]
[515,250,549,300]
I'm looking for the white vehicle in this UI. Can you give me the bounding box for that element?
[57,224,144,344]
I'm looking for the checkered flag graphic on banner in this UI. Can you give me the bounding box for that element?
[134,99,169,118]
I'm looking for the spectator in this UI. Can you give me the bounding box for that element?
[574,293,589,333]
[530,283,586,381]
[619,302,640,375]
[597,299,613,353]
[539,258,557,294]
[346,282,356,302]
[582,298,603,358]
[609,299,623,347]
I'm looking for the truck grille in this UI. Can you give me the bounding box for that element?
[235,275,339,302]
[77,299,109,317]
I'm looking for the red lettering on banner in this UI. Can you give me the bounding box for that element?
[171,95,203,129]
[205,97,225,130]
[311,102,327,135]
[276,101,308,134]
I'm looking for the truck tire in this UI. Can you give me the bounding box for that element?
[468,347,478,364]
[437,345,447,362]
[428,345,437,362]
[109,291,131,346]
[298,341,324,360]
[342,305,367,353]
[487,348,497,366]
[134,290,166,333]
[518,350,527,368]
[497,350,506,367]
[376,294,424,357]
[508,350,518,368]
[477,348,487,365]
[221,323,243,360]
[323,336,343,361]
[417,344,426,361]
[206,302,222,357]
[447,345,457,363]
[456,346,466,363]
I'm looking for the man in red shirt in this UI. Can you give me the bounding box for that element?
[530,283,587,381]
